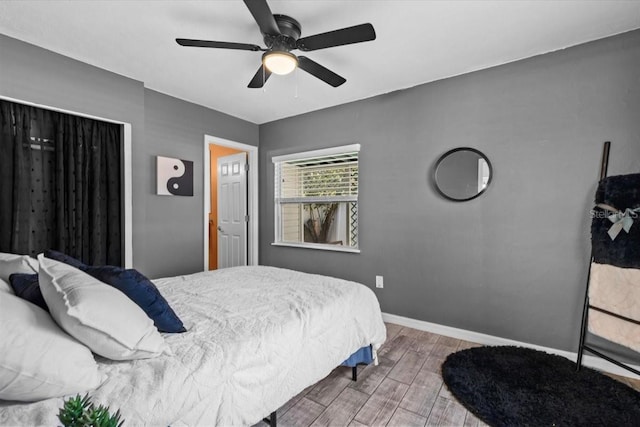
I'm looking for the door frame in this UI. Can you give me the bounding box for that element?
[203,134,258,269]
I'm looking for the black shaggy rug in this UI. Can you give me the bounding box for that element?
[442,346,640,427]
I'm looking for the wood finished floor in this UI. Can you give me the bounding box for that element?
[253,323,484,427]
[254,322,640,427]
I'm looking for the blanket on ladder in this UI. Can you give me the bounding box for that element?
[589,173,640,353]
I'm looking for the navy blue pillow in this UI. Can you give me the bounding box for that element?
[85,266,186,333]
[43,249,186,333]
[44,249,86,269]
[9,273,49,312]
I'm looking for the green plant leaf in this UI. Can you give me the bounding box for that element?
[58,394,124,427]
[57,394,93,427]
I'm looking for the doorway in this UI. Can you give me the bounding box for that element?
[203,135,258,270]
[209,145,244,269]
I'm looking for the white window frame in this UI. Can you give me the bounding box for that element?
[272,144,360,253]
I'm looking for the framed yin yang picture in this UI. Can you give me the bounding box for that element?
[157,156,194,196]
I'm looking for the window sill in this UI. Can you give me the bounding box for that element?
[271,242,361,254]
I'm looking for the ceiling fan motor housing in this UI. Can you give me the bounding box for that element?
[264,14,301,51]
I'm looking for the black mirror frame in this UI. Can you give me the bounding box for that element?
[434,147,493,202]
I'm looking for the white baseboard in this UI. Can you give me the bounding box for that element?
[382,312,640,380]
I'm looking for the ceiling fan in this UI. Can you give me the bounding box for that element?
[176,0,376,88]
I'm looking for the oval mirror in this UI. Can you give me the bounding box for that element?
[434,147,492,201]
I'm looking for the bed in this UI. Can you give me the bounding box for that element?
[0,265,386,426]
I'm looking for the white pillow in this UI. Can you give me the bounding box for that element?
[0,252,38,282]
[0,278,13,294]
[0,292,105,402]
[38,255,170,361]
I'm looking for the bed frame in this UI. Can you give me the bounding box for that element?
[262,345,373,426]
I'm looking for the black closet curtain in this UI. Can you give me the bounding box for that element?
[0,100,122,266]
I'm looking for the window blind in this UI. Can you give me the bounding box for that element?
[275,150,359,204]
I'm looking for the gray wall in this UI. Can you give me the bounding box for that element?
[144,89,258,278]
[259,29,640,355]
[0,34,258,278]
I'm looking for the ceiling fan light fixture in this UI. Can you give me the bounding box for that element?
[262,51,298,75]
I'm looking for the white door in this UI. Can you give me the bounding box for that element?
[217,152,247,268]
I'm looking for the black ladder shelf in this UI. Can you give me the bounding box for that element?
[575,140,640,376]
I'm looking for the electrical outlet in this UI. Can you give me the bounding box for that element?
[376,275,384,288]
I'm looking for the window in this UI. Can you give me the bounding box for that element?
[273,144,360,252]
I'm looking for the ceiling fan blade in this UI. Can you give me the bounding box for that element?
[176,38,263,51]
[297,56,346,87]
[243,0,280,36]
[296,23,376,51]
[248,65,272,88]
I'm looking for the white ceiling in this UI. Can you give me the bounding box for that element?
[1,1,639,124]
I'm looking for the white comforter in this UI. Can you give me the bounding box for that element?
[0,266,386,426]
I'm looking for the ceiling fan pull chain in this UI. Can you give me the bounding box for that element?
[294,67,299,99]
